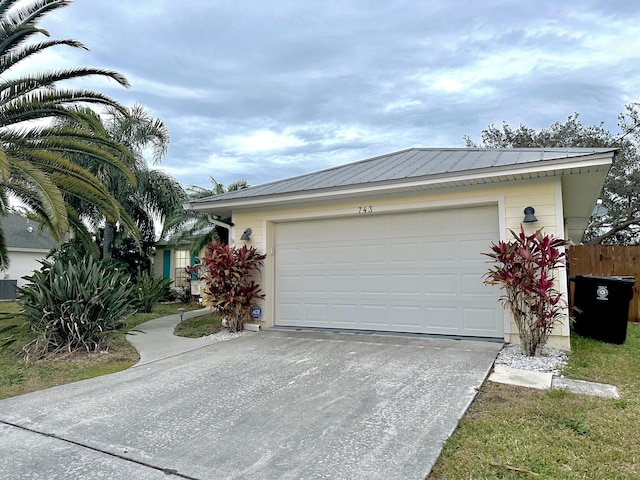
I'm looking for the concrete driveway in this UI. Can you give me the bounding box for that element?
[0,330,501,480]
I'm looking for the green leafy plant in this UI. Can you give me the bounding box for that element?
[201,242,266,332]
[557,417,590,435]
[484,226,569,356]
[134,271,173,313]
[16,246,137,357]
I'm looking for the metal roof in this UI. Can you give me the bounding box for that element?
[189,147,616,207]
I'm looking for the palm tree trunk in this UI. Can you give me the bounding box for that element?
[103,220,116,259]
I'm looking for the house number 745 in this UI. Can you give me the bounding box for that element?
[358,206,373,213]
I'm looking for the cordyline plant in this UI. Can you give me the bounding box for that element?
[201,242,266,332]
[484,226,569,356]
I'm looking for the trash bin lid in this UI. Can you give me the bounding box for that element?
[569,274,635,285]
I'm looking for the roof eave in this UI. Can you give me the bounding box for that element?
[186,153,614,216]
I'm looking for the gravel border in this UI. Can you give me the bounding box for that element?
[495,343,568,375]
[203,329,252,342]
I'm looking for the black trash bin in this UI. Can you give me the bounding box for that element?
[569,275,635,344]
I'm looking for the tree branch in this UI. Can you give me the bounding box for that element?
[585,216,640,244]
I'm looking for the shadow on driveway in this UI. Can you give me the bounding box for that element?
[0,330,501,480]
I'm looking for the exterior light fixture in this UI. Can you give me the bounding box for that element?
[178,307,185,322]
[523,206,537,223]
[240,228,252,241]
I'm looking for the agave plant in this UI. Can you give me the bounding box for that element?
[134,271,173,313]
[17,245,136,357]
[484,226,569,356]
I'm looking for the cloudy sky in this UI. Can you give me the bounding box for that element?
[37,0,640,189]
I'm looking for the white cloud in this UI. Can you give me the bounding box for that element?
[220,129,306,154]
[16,0,640,190]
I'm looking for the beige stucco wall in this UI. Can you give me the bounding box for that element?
[229,177,571,350]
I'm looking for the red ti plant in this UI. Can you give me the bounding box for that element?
[484,226,569,356]
[201,242,267,332]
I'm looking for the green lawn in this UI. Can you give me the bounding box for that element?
[173,310,225,338]
[428,323,640,479]
[0,301,200,400]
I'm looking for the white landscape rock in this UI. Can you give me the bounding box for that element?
[494,343,568,375]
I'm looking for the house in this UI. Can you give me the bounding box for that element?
[153,239,200,290]
[0,213,61,298]
[185,147,615,350]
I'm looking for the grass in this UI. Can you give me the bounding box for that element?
[173,309,225,338]
[428,323,640,479]
[0,301,200,400]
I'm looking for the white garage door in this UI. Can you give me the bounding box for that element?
[274,205,503,337]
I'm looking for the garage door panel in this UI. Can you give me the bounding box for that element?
[333,246,356,264]
[357,244,386,264]
[275,205,503,337]
[390,243,422,263]
[304,304,328,324]
[330,304,358,326]
[459,239,492,262]
[389,274,422,295]
[278,249,302,267]
[360,275,386,294]
[304,276,328,293]
[278,303,302,325]
[303,247,327,266]
[422,241,456,262]
[461,274,492,295]
[424,274,456,295]
[425,306,458,332]
[331,275,357,294]
[389,306,423,329]
[279,275,302,294]
[462,307,503,335]
[359,304,389,327]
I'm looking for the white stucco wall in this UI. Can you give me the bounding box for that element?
[2,249,50,288]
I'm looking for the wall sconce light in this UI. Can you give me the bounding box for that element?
[240,228,252,241]
[523,206,537,223]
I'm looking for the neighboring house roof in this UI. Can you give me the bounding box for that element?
[185,147,616,241]
[1,213,60,252]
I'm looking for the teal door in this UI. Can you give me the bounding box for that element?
[162,250,171,279]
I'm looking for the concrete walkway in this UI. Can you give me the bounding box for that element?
[489,364,621,399]
[126,307,218,366]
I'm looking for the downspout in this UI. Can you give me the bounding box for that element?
[207,214,233,233]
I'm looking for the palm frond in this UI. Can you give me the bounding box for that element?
[6,156,67,238]
[0,38,86,74]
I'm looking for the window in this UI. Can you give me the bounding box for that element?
[174,250,190,287]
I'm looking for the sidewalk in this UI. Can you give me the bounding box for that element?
[489,364,621,398]
[125,308,215,366]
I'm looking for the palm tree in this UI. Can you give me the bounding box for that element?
[163,178,248,255]
[69,104,185,260]
[0,0,133,268]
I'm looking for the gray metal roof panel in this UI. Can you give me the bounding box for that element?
[1,213,60,251]
[190,147,616,205]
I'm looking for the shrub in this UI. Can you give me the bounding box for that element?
[201,242,266,332]
[17,246,137,357]
[134,271,173,313]
[484,226,569,356]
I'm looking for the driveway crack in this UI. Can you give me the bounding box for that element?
[0,419,201,479]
